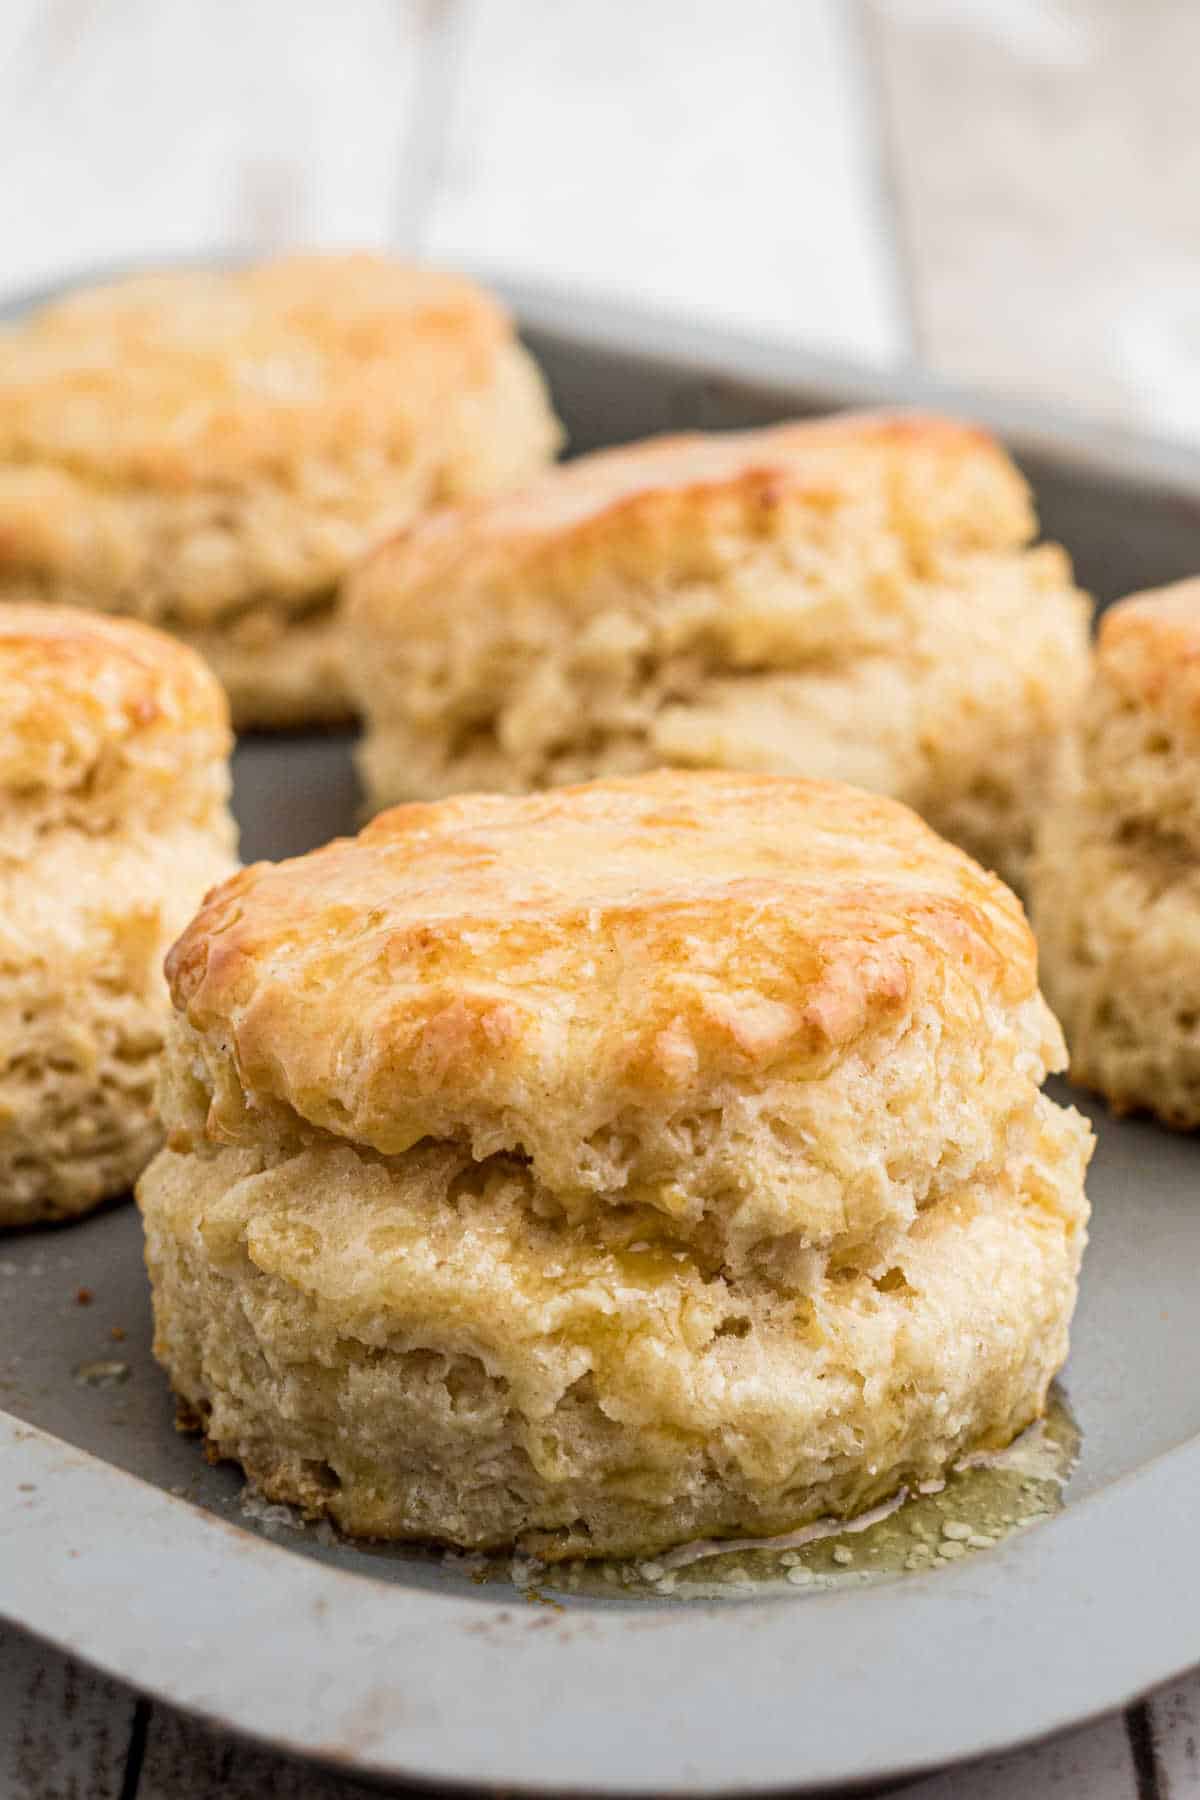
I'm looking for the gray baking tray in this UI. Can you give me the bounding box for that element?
[3,274,1200,1796]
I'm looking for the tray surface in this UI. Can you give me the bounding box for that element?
[3,276,1200,1796]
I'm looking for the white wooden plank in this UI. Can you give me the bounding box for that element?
[1148,1670,1200,1795]
[424,0,906,362]
[0,1627,135,1800]
[132,1693,1147,1799]
[0,1624,1151,1800]
[866,0,1200,440]
[0,0,433,291]
[901,1708,1139,1800]
[136,1697,381,1800]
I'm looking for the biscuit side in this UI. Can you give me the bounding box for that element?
[138,1085,1090,1557]
[0,822,237,1226]
[1032,814,1200,1126]
[354,543,1088,886]
[1070,581,1200,858]
[0,610,238,1223]
[1030,581,1200,1123]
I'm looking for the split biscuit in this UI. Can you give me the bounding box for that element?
[141,771,1090,1555]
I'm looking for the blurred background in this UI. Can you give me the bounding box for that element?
[5,0,1197,441]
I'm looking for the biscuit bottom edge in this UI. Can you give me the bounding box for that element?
[138,1110,1089,1562]
[181,1391,1054,1566]
[0,1123,159,1228]
[177,602,354,731]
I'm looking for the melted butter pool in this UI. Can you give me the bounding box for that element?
[443,1386,1080,1603]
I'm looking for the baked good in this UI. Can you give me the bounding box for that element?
[346,412,1090,887]
[1031,578,1200,1125]
[0,605,237,1226]
[140,770,1090,1557]
[0,256,561,727]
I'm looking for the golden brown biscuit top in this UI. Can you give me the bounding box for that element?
[0,603,230,799]
[1098,579,1200,729]
[0,255,516,487]
[168,770,1035,1159]
[349,411,1034,629]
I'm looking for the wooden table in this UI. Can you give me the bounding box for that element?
[3,4,1199,1794]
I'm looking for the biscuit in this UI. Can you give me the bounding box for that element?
[1031,578,1200,1125]
[139,771,1090,1556]
[0,605,237,1226]
[0,256,561,727]
[346,413,1091,888]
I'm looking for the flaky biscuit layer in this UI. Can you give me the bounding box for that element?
[140,1092,1089,1557]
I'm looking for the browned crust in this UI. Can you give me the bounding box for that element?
[348,409,1034,630]
[166,769,1037,1157]
[0,601,230,795]
[0,254,517,488]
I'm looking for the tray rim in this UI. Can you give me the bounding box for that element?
[6,1410,1200,1796]
[500,267,1200,495]
[3,267,1200,1795]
